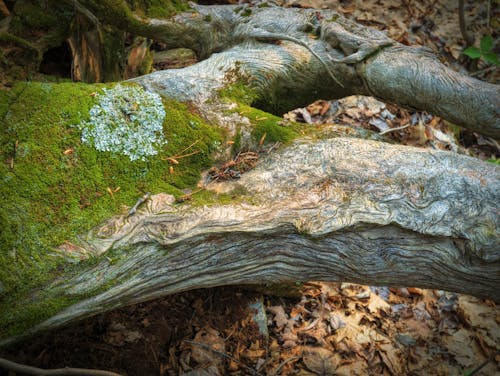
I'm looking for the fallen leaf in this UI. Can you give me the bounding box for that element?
[190,327,225,367]
[268,306,289,329]
[443,329,478,368]
[302,347,338,375]
[181,365,220,376]
[328,314,345,331]
[377,343,405,374]
[367,293,390,314]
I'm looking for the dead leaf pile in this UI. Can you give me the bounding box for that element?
[172,283,498,375]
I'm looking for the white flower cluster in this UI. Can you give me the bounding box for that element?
[76,84,166,161]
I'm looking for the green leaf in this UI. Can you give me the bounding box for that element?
[463,47,481,59]
[480,35,493,52]
[483,52,500,66]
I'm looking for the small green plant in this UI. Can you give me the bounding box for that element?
[463,35,500,66]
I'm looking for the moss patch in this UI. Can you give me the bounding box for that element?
[238,104,300,144]
[219,83,301,146]
[0,81,224,338]
[128,0,191,18]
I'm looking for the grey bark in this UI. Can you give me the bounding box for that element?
[75,2,499,137]
[2,136,498,347]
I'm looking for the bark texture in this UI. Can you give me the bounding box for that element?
[2,2,499,135]
[2,136,498,347]
[99,3,500,136]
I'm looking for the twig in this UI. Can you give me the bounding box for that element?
[183,339,263,376]
[164,149,201,164]
[469,65,497,77]
[175,139,201,157]
[272,356,300,376]
[458,0,474,47]
[0,356,123,376]
[267,142,281,154]
[127,192,151,217]
[379,123,411,135]
[175,187,205,203]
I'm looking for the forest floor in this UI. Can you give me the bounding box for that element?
[1,0,499,375]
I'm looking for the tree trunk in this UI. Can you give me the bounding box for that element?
[0,1,499,347]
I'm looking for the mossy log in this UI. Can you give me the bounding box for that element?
[1,2,499,347]
[71,2,498,137]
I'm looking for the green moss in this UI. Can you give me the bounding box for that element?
[232,128,242,154]
[0,81,224,338]
[128,0,190,18]
[219,83,301,145]
[9,1,73,50]
[0,89,11,120]
[188,190,237,207]
[0,33,40,55]
[240,8,252,17]
[12,1,60,30]
[236,104,300,144]
[139,48,154,75]
[218,82,260,106]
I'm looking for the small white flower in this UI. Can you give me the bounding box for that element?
[75,84,166,161]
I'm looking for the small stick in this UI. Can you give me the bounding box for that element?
[175,139,200,156]
[127,192,151,217]
[0,356,123,376]
[379,123,411,135]
[273,356,301,376]
[174,150,201,159]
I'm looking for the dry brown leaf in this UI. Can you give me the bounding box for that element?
[367,293,390,314]
[443,329,479,368]
[377,343,405,375]
[334,359,369,376]
[336,338,362,356]
[190,327,225,366]
[268,305,289,329]
[302,346,339,375]
[241,347,265,360]
[403,318,434,340]
[407,287,424,296]
[181,365,220,376]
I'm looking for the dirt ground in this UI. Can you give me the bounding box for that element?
[1,0,499,375]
